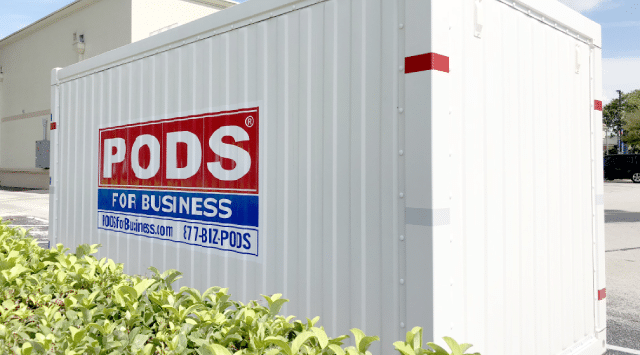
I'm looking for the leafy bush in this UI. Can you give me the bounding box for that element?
[0,219,479,355]
[394,327,479,355]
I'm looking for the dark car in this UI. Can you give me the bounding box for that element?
[604,154,640,183]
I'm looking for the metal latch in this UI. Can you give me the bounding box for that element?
[474,0,484,38]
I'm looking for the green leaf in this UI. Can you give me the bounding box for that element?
[307,316,320,328]
[265,336,293,355]
[21,342,33,355]
[350,328,379,353]
[69,326,87,345]
[87,323,105,335]
[410,327,423,350]
[351,328,365,350]
[131,334,150,351]
[394,341,416,355]
[442,337,462,355]
[3,264,29,282]
[459,343,473,353]
[133,279,156,298]
[268,299,288,316]
[426,343,449,355]
[163,270,183,289]
[199,343,233,355]
[55,270,67,283]
[2,300,15,310]
[328,344,346,355]
[310,327,329,349]
[142,343,155,355]
[291,331,314,354]
[118,285,139,301]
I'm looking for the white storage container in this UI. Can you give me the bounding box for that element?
[50,0,605,354]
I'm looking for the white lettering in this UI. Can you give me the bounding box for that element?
[103,138,125,178]
[128,194,136,209]
[218,199,232,219]
[131,135,160,179]
[179,197,190,214]
[150,195,161,212]
[166,131,202,180]
[162,195,175,213]
[142,195,150,210]
[192,197,203,216]
[207,126,251,181]
[203,198,218,217]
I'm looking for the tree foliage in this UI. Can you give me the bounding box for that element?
[622,108,640,151]
[603,90,640,137]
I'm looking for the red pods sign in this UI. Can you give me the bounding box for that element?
[99,108,259,194]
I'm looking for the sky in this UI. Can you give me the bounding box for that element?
[0,0,637,103]
[558,0,640,103]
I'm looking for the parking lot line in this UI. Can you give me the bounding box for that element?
[608,344,640,354]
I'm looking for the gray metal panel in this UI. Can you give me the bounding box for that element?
[35,140,50,168]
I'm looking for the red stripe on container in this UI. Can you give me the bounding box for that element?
[598,288,606,300]
[50,122,57,130]
[405,53,449,74]
[594,100,603,111]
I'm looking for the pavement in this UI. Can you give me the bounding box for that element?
[604,180,640,355]
[1,182,640,354]
[0,187,50,248]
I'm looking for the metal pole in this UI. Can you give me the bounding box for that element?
[617,90,623,153]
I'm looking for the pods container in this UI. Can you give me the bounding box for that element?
[50,0,605,354]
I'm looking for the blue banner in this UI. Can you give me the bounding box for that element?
[98,188,258,227]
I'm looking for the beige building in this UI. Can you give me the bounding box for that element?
[0,0,235,189]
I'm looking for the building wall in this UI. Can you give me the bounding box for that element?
[0,0,233,189]
[131,0,222,43]
[0,0,133,188]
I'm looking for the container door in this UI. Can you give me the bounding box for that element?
[446,0,603,353]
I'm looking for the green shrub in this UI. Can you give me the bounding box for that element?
[394,327,479,355]
[0,219,479,355]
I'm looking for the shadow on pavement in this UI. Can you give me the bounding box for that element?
[606,210,640,223]
[0,186,43,192]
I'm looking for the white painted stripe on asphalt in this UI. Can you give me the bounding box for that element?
[607,344,640,354]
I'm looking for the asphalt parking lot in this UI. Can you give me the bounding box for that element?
[0,187,50,248]
[605,180,640,355]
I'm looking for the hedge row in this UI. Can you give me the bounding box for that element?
[0,219,479,355]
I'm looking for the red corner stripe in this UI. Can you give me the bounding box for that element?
[50,122,57,130]
[594,100,603,111]
[405,53,449,74]
[598,288,606,301]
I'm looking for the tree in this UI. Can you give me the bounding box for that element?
[622,108,640,151]
[603,90,640,135]
[603,90,640,152]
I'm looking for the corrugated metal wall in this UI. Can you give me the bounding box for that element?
[446,0,598,354]
[52,0,402,353]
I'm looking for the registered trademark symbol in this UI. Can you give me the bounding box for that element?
[245,116,254,128]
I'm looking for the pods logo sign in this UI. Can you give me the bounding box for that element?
[98,108,259,194]
[97,108,260,257]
